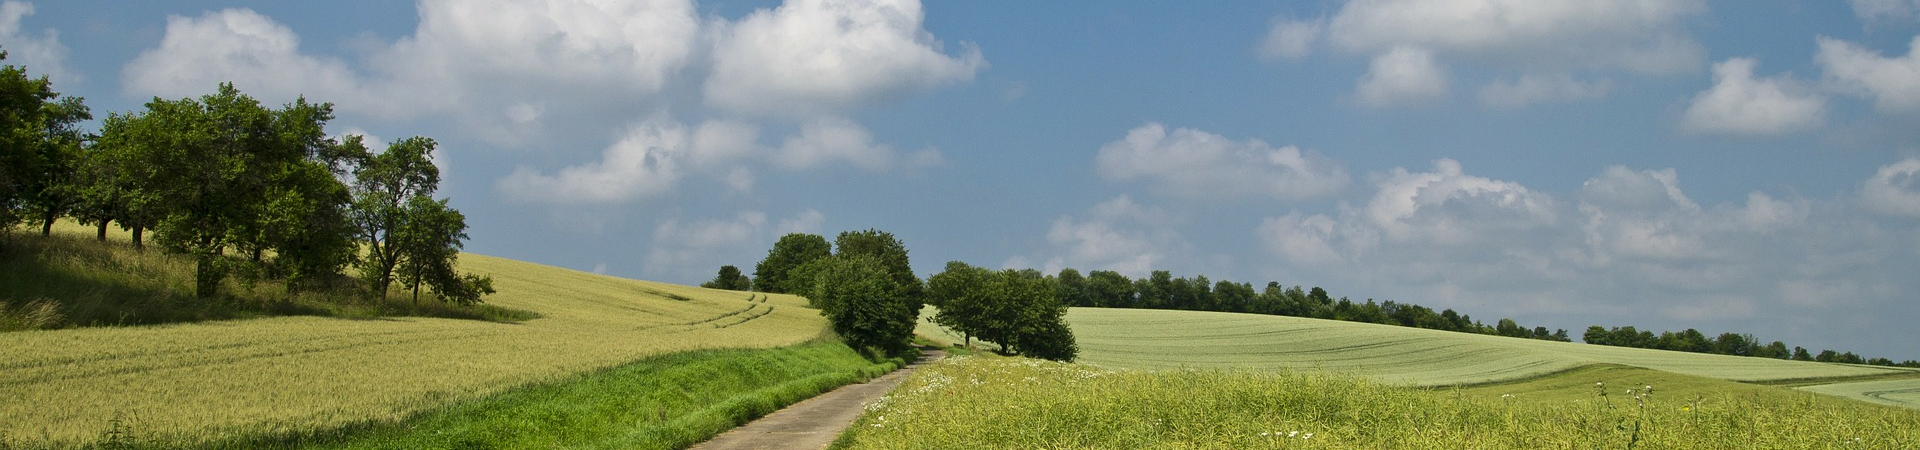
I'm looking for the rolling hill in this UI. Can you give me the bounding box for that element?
[0,249,829,447]
[921,306,1920,408]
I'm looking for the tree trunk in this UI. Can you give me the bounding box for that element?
[95,218,109,241]
[131,224,144,249]
[39,206,56,236]
[195,255,219,299]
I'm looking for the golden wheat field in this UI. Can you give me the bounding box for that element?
[0,251,828,446]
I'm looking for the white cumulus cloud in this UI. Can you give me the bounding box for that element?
[776,117,942,171]
[1247,161,1920,356]
[1681,58,1827,135]
[1258,18,1322,61]
[1271,0,1705,109]
[122,0,700,138]
[1364,159,1558,245]
[1323,0,1705,74]
[0,1,74,85]
[1096,123,1349,200]
[643,209,828,283]
[1817,35,1920,113]
[1861,158,1920,217]
[122,8,364,104]
[1849,0,1920,21]
[121,0,969,197]
[1356,46,1448,107]
[704,0,985,116]
[1023,196,1187,278]
[499,118,678,203]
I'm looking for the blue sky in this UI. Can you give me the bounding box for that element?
[9,0,1920,359]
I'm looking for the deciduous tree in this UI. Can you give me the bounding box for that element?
[811,255,918,358]
[701,265,752,291]
[0,48,88,236]
[754,233,830,294]
[832,229,925,308]
[350,136,440,301]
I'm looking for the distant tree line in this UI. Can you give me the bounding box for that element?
[0,51,489,307]
[1583,325,1920,368]
[1047,268,1573,343]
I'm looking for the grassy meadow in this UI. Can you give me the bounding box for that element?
[0,225,833,448]
[835,354,1920,449]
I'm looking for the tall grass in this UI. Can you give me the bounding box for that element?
[836,355,1920,449]
[0,221,533,329]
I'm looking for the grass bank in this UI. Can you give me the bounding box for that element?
[835,354,1920,449]
[0,220,534,330]
[15,341,898,449]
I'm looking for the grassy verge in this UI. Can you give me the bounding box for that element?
[62,340,898,450]
[0,220,535,331]
[835,354,1920,449]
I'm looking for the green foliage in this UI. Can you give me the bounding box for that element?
[0,47,89,236]
[927,261,991,345]
[753,233,830,294]
[0,221,531,329]
[838,355,1920,449]
[394,195,486,305]
[832,229,925,308]
[701,265,753,291]
[927,262,1077,361]
[811,255,919,358]
[349,136,438,301]
[93,84,351,299]
[75,111,163,248]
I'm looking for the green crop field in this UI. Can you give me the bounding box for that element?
[835,354,1920,449]
[1800,378,1920,410]
[0,246,829,447]
[982,307,1908,386]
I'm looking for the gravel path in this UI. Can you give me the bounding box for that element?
[688,349,944,450]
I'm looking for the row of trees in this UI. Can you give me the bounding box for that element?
[1048,268,1572,342]
[0,50,489,306]
[1583,325,1920,367]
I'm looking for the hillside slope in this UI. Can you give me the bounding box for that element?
[0,252,828,446]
